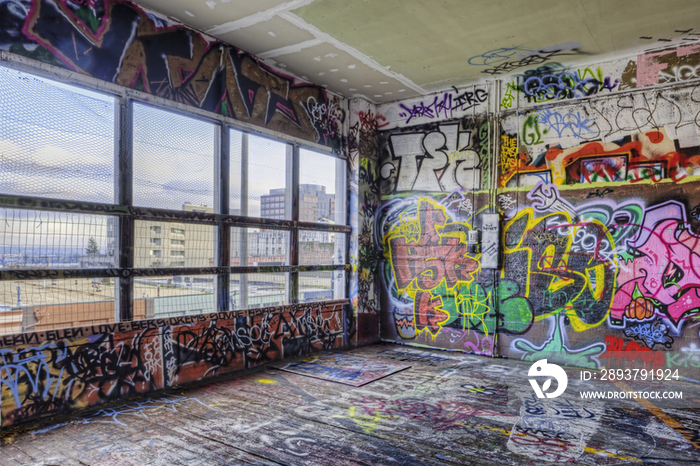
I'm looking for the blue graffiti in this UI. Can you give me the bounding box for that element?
[538,106,594,138]
[520,71,619,102]
[468,46,534,66]
[0,343,67,408]
[624,320,673,349]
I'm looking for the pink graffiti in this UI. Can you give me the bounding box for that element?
[636,44,700,87]
[613,218,700,323]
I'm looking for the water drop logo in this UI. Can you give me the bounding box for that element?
[528,359,568,398]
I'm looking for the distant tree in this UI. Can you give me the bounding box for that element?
[86,237,99,255]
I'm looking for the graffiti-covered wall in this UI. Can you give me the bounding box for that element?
[376,44,700,376]
[376,86,500,355]
[0,0,345,149]
[0,301,346,427]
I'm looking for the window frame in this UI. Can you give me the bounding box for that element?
[0,64,351,327]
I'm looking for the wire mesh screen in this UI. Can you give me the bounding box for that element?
[133,103,216,210]
[248,134,290,219]
[299,231,345,266]
[299,148,346,224]
[134,220,215,269]
[231,227,289,267]
[299,270,345,302]
[0,278,116,335]
[230,273,288,310]
[0,208,117,269]
[134,275,215,318]
[0,67,115,203]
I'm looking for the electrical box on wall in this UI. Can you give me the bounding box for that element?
[467,230,480,254]
[480,213,500,269]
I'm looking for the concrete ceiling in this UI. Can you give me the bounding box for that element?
[132,0,700,104]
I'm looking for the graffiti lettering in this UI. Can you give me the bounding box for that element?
[537,106,594,138]
[398,90,488,125]
[387,123,482,193]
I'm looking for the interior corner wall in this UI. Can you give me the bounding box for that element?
[374,45,700,379]
[348,98,381,346]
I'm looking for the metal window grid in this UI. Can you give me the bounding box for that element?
[0,67,351,330]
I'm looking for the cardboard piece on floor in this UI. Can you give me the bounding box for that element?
[274,353,410,386]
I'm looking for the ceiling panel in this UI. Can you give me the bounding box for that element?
[292,0,700,91]
[263,42,415,102]
[217,15,317,56]
[133,0,289,32]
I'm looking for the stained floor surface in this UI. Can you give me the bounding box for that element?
[2,344,700,465]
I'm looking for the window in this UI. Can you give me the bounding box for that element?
[0,65,349,334]
[133,103,215,210]
[235,133,290,220]
[230,273,288,310]
[0,67,115,204]
[300,148,345,224]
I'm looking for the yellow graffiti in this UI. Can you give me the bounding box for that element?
[385,198,481,338]
[384,198,479,290]
[456,289,493,337]
[332,406,393,434]
[500,134,518,171]
[394,212,420,242]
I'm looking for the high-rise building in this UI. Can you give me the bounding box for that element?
[107,203,216,269]
[260,188,287,220]
[260,184,335,222]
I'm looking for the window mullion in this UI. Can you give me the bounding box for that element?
[240,133,249,309]
[290,143,299,304]
[115,96,133,322]
[217,124,230,312]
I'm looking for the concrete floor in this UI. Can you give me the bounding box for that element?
[1,344,699,465]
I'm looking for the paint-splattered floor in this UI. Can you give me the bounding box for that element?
[2,344,700,465]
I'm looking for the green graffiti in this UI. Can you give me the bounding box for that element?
[514,314,605,369]
[522,114,546,145]
[496,280,533,334]
[478,121,491,189]
[501,82,517,109]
